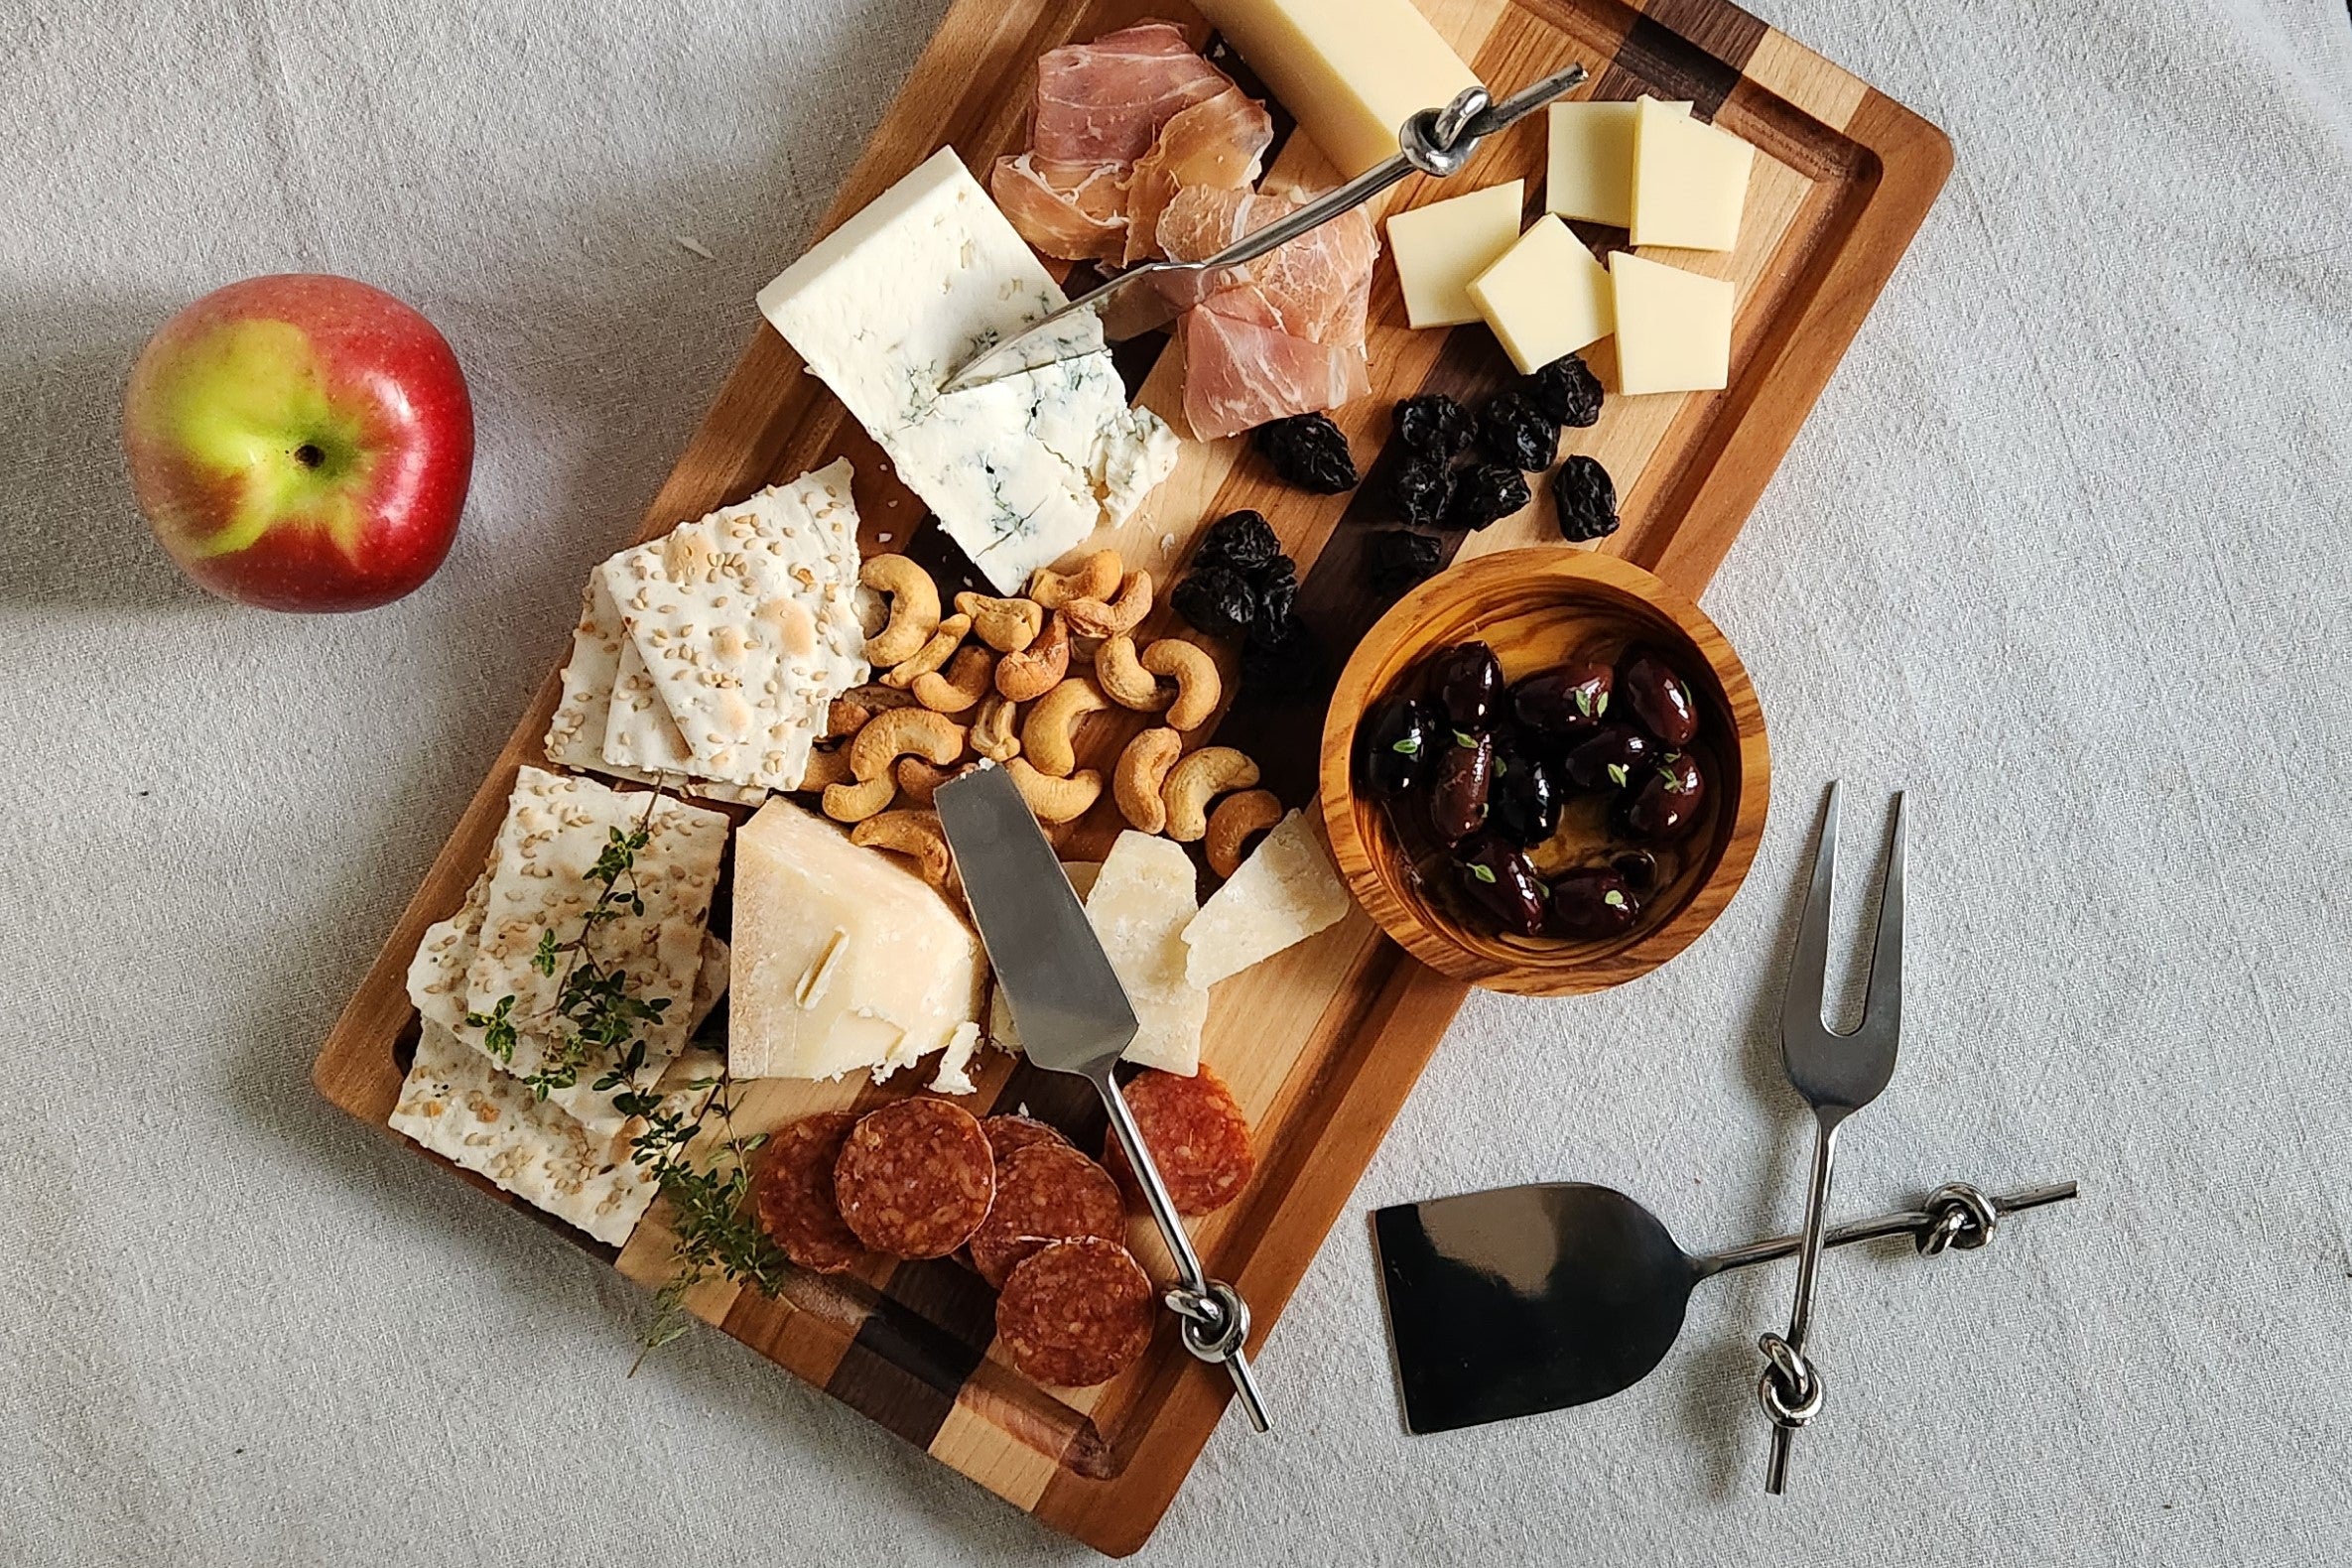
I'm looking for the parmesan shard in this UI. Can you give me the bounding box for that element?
[1183,810,1352,987]
[728,797,985,1084]
[1087,832,1210,1077]
[390,1023,719,1247]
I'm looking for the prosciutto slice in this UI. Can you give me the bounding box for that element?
[1031,21,1233,164]
[990,152,1130,262]
[1122,86,1274,264]
[1183,301,1372,441]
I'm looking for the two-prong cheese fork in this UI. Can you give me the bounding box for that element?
[1758,782,1905,1494]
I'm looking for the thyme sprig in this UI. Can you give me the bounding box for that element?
[625,1065,787,1367]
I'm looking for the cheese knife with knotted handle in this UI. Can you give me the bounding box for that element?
[934,765,1270,1432]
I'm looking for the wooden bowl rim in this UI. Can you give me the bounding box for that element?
[1318,548,1770,997]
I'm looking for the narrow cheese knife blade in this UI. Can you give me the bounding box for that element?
[935,766,1271,1431]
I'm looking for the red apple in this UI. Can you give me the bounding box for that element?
[124,274,473,611]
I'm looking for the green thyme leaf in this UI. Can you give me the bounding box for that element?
[1607,763,1630,788]
[1469,862,1498,883]
[1390,735,1421,755]
[1604,889,1628,909]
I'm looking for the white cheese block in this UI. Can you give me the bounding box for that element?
[1467,214,1615,376]
[755,149,1177,592]
[1384,181,1525,330]
[1184,810,1353,987]
[728,797,984,1083]
[1195,0,1482,179]
[1609,251,1734,396]
[1630,96,1754,252]
[1547,98,1695,229]
[1087,832,1210,1077]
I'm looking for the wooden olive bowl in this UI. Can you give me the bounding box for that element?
[1319,548,1769,996]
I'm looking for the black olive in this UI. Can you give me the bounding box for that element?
[1428,642,1504,730]
[1618,649,1700,747]
[1551,868,1641,940]
[1609,849,1660,895]
[1479,391,1560,472]
[1392,393,1476,457]
[1560,723,1652,789]
[1552,455,1619,543]
[1385,453,1455,529]
[1510,661,1614,736]
[1428,729,1493,845]
[1525,354,1604,429]
[1445,462,1530,531]
[1193,510,1283,576]
[1624,752,1707,842]
[1253,412,1359,493]
[1455,835,1547,937]
[1365,529,1444,599]
[1171,566,1258,640]
[1488,745,1562,847]
[1356,697,1434,798]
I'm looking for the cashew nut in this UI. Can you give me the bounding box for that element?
[1062,570,1153,639]
[845,681,920,714]
[1141,639,1223,731]
[954,591,1044,654]
[825,698,872,740]
[995,613,1070,703]
[879,613,971,689]
[1021,678,1110,778]
[1028,550,1120,610]
[893,755,963,809]
[1094,634,1173,714]
[911,645,993,714]
[1205,789,1283,878]
[1005,758,1103,824]
[800,743,855,791]
[1112,727,1182,835]
[851,810,955,890]
[849,706,967,782]
[1162,746,1259,843]
[971,694,1021,763]
[859,555,942,667]
[822,775,896,823]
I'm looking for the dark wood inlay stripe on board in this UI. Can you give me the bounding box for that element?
[826,1253,1003,1447]
[1600,0,1769,120]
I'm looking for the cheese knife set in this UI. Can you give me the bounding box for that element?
[306,0,2049,1553]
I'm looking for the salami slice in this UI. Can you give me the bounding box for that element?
[833,1097,995,1258]
[982,1113,1073,1163]
[969,1144,1127,1289]
[1103,1066,1254,1217]
[995,1237,1156,1387]
[750,1111,863,1274]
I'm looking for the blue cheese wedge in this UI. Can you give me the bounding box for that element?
[755,148,1178,592]
[1183,810,1353,987]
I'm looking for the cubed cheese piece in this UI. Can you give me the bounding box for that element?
[1087,833,1210,1077]
[1196,0,1482,179]
[755,149,1177,592]
[1183,811,1352,987]
[1465,214,1615,376]
[1630,97,1754,251]
[1385,181,1525,329]
[1608,251,1735,396]
[728,798,983,1083]
[1546,100,1637,228]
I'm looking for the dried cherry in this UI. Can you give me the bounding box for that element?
[1552,455,1619,543]
[1480,391,1559,472]
[1253,413,1358,493]
[1392,393,1476,457]
[1526,354,1603,429]
[1446,463,1530,531]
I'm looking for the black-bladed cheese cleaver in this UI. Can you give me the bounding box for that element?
[1372,1178,2076,1435]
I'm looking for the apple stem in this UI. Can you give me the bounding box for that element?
[294,443,325,468]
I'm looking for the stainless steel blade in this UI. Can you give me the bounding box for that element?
[934,765,1272,1431]
[933,766,1137,1074]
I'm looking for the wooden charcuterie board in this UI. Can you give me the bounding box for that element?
[314,0,1947,1554]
